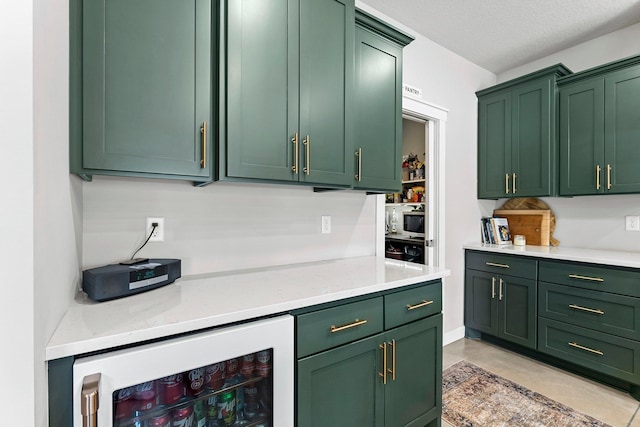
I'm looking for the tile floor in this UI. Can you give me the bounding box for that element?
[442,338,640,427]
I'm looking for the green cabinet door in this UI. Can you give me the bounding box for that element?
[604,65,640,194]
[224,0,353,187]
[465,267,536,349]
[352,22,402,192]
[80,0,212,181]
[225,0,298,182]
[511,78,553,197]
[559,78,605,195]
[298,0,354,186]
[465,270,499,335]
[477,65,570,199]
[297,333,384,427]
[385,314,442,427]
[478,91,512,198]
[500,276,537,349]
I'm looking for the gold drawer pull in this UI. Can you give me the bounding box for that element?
[330,318,367,333]
[388,339,396,381]
[486,262,510,269]
[568,274,604,283]
[379,342,387,385]
[406,300,434,311]
[569,304,604,315]
[568,341,604,356]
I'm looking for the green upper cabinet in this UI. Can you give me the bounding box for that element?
[72,0,214,184]
[477,65,571,199]
[559,55,640,196]
[223,0,355,187]
[353,10,413,192]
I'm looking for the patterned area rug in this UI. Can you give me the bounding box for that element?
[442,361,611,427]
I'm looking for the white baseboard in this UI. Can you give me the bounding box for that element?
[443,326,465,346]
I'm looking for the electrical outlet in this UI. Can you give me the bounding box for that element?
[321,215,331,234]
[626,215,640,232]
[146,217,165,242]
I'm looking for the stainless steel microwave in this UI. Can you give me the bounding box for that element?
[403,211,425,235]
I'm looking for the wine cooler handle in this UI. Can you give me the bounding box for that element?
[81,373,101,427]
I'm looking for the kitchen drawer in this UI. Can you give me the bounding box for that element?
[466,250,537,279]
[538,317,640,384]
[539,260,640,297]
[384,281,441,329]
[296,297,384,358]
[539,282,640,341]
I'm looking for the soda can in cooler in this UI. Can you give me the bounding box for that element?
[205,363,225,391]
[225,358,239,378]
[240,353,255,378]
[134,380,159,413]
[113,386,136,422]
[255,350,272,378]
[186,367,206,397]
[172,404,194,427]
[206,394,218,419]
[148,410,172,427]
[193,399,207,427]
[217,390,236,426]
[159,374,185,405]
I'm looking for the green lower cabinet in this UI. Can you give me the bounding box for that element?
[539,317,640,384]
[73,0,214,183]
[465,270,499,335]
[297,334,384,427]
[297,314,442,427]
[465,269,537,349]
[384,315,442,427]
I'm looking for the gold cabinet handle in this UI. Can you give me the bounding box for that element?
[81,373,101,427]
[607,164,612,190]
[569,304,605,315]
[388,339,396,381]
[512,172,517,193]
[330,318,367,333]
[569,341,604,356]
[291,133,299,173]
[200,121,207,168]
[568,274,604,283]
[499,278,504,301]
[486,262,510,269]
[505,174,510,194]
[596,164,601,190]
[355,147,362,181]
[406,300,434,310]
[379,342,387,385]
[491,277,496,299]
[303,135,310,175]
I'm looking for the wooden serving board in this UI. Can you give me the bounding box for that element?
[493,209,551,246]
[496,197,559,246]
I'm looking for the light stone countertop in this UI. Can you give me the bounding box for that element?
[46,256,450,361]
[464,243,640,269]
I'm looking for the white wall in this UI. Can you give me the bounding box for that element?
[83,178,376,275]
[357,2,497,339]
[0,0,36,424]
[496,23,640,253]
[34,0,82,426]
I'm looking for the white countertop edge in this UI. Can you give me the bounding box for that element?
[46,258,450,361]
[463,243,640,269]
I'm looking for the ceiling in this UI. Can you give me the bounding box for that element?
[359,0,640,74]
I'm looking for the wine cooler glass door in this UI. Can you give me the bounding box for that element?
[72,315,294,427]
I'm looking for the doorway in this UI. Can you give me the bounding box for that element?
[377,96,447,268]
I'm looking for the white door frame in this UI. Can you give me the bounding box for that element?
[376,96,448,269]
